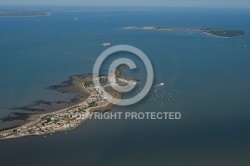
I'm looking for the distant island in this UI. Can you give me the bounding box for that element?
[123,26,246,38]
[0,10,50,17]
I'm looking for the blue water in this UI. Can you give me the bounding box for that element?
[0,7,250,165]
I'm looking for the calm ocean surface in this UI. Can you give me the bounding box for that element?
[0,7,250,165]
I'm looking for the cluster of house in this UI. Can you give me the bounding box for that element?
[0,81,112,139]
[0,131,11,137]
[0,104,88,138]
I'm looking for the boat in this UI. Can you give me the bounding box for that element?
[102,43,111,47]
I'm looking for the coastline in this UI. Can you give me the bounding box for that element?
[0,69,131,140]
[201,31,231,38]
[0,94,117,140]
[0,13,51,18]
[122,26,246,38]
[201,31,245,38]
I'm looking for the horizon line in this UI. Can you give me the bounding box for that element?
[0,4,250,9]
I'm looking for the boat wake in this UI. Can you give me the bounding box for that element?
[155,82,165,87]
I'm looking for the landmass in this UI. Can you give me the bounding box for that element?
[0,67,135,140]
[2,74,93,125]
[123,26,246,38]
[0,10,50,17]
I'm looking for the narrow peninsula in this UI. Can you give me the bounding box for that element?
[0,68,136,140]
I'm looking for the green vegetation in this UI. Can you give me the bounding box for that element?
[88,101,97,108]
[124,26,245,38]
[200,28,245,38]
[84,81,94,87]
[46,117,52,123]
[28,130,34,134]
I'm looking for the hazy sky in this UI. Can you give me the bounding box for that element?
[0,0,250,8]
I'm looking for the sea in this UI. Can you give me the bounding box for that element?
[0,6,250,166]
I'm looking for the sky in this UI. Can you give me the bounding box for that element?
[0,0,250,8]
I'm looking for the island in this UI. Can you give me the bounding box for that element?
[123,26,246,38]
[0,68,136,140]
[0,10,50,17]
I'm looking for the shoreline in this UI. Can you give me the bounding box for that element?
[201,31,245,38]
[0,71,131,140]
[0,13,51,18]
[0,94,115,141]
[122,26,246,38]
[1,74,93,126]
[201,31,233,39]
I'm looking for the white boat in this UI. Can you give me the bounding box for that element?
[102,43,111,47]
